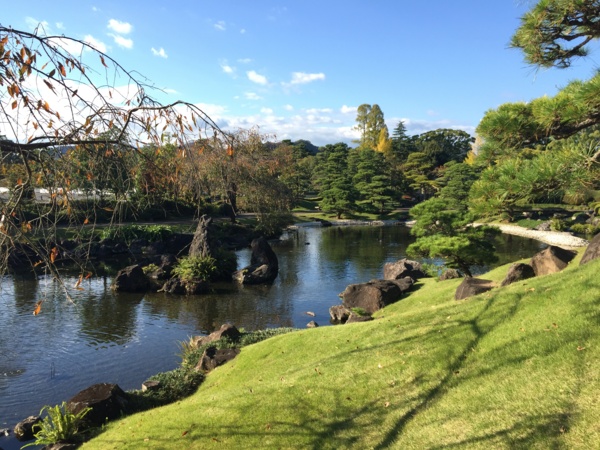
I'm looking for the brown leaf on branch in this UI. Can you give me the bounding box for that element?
[33,300,43,316]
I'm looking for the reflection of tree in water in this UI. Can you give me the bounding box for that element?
[143,281,294,334]
[319,226,414,276]
[77,278,143,346]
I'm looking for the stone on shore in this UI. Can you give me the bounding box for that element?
[455,277,495,300]
[67,383,129,428]
[580,232,600,265]
[530,245,577,276]
[501,263,536,287]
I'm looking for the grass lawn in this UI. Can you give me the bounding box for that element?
[82,252,600,449]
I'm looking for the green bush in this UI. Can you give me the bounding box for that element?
[23,402,91,448]
[100,224,173,243]
[172,256,217,282]
[570,223,600,236]
[550,218,566,231]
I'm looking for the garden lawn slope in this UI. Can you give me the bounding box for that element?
[83,254,600,449]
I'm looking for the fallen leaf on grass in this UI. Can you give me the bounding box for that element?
[182,430,188,437]
[577,346,586,351]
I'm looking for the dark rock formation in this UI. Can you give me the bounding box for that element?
[580,232,600,265]
[195,347,240,372]
[455,277,495,300]
[501,263,536,287]
[13,415,41,441]
[112,264,149,292]
[340,279,410,314]
[189,215,214,258]
[329,305,352,324]
[306,321,319,328]
[439,268,462,281]
[383,259,426,281]
[193,324,242,347]
[530,245,577,276]
[232,237,279,284]
[67,383,129,428]
[391,276,415,292]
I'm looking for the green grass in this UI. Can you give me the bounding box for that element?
[82,252,600,449]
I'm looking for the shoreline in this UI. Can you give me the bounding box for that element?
[475,223,589,248]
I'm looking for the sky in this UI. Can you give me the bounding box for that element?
[3,0,600,146]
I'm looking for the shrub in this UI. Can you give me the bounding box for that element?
[570,223,600,236]
[172,256,217,282]
[100,224,173,243]
[23,402,91,448]
[550,218,566,231]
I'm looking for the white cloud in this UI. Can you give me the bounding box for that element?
[92,6,99,12]
[247,70,268,85]
[151,47,168,58]
[107,19,133,35]
[261,107,274,114]
[284,104,294,111]
[340,105,357,114]
[110,34,133,49]
[163,88,178,94]
[306,108,333,114]
[244,92,262,100]
[214,21,226,31]
[290,72,325,85]
[220,61,235,74]
[240,28,246,34]
[238,58,252,64]
[56,22,65,30]
[84,35,107,53]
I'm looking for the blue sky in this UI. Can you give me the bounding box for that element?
[3,1,600,146]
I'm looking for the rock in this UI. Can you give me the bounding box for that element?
[196,347,240,372]
[455,277,495,300]
[13,415,41,441]
[346,312,374,324]
[0,427,9,437]
[501,263,536,286]
[161,277,209,295]
[580,232,600,265]
[530,245,577,276]
[232,237,278,284]
[534,221,552,232]
[340,279,408,314]
[67,383,129,428]
[329,305,352,324]
[189,215,214,258]
[193,324,242,347]
[383,258,426,281]
[141,380,160,392]
[439,268,462,281]
[317,218,332,227]
[391,276,415,292]
[112,264,149,292]
[307,321,319,328]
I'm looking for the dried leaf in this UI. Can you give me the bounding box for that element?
[49,247,59,263]
[33,300,43,316]
[11,100,17,109]
[99,55,108,67]
[58,63,66,77]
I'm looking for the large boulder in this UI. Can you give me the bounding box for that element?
[192,324,241,347]
[439,268,462,281]
[195,347,240,372]
[500,263,536,287]
[112,265,149,292]
[455,277,495,300]
[67,383,129,428]
[189,215,214,258]
[232,237,278,284]
[530,245,577,276]
[13,415,41,441]
[383,259,426,281]
[340,278,410,314]
[580,232,600,265]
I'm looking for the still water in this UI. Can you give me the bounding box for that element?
[0,225,545,448]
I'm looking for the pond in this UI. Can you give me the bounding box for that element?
[0,224,546,449]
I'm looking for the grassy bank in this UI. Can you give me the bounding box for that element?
[83,252,600,449]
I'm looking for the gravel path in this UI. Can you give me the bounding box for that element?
[480,223,589,248]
